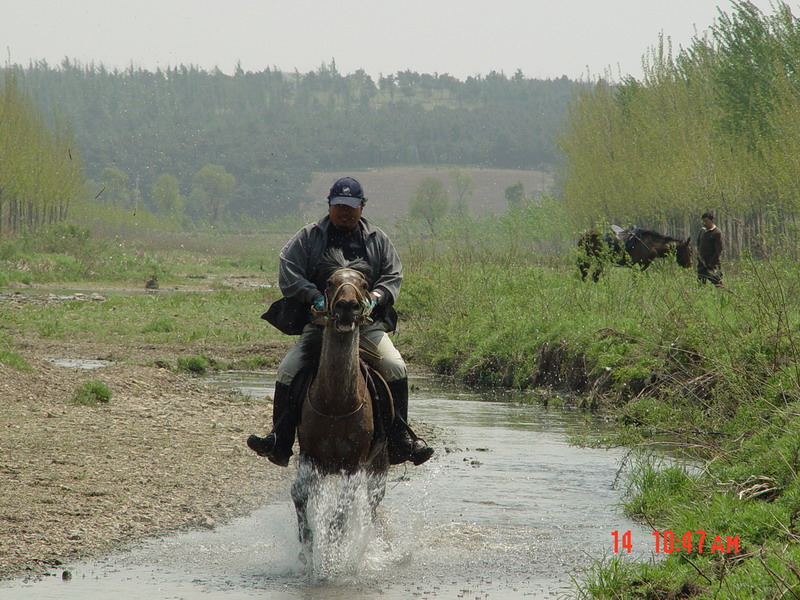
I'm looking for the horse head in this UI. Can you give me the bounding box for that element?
[675,237,693,268]
[315,249,374,332]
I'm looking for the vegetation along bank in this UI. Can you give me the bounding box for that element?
[398,234,800,599]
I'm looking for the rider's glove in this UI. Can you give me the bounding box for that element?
[312,295,325,312]
[366,289,383,310]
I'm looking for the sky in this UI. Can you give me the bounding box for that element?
[0,0,789,82]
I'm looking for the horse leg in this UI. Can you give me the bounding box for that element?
[367,471,387,521]
[328,471,359,543]
[578,260,589,281]
[591,263,603,282]
[291,459,315,554]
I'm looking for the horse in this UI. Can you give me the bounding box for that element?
[577,227,693,282]
[289,248,391,565]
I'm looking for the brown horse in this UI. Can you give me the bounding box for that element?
[289,249,390,558]
[578,227,692,282]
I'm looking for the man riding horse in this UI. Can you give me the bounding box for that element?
[247,176,434,468]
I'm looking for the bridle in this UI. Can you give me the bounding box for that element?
[310,268,374,326]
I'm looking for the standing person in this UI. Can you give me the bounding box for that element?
[247,176,434,467]
[696,211,723,285]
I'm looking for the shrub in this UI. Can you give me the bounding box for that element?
[177,355,211,374]
[71,380,112,405]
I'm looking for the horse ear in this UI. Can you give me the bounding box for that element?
[685,237,691,245]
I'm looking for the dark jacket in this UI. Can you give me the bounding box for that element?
[696,225,723,268]
[272,216,402,332]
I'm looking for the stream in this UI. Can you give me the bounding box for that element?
[2,372,655,599]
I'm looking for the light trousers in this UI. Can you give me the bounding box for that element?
[276,321,407,386]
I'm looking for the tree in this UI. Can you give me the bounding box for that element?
[151,173,185,217]
[190,164,235,222]
[409,176,450,235]
[0,72,84,233]
[504,181,525,210]
[449,168,476,217]
[100,168,130,206]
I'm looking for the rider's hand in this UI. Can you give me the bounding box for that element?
[312,295,325,312]
[367,289,383,310]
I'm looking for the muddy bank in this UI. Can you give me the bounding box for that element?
[0,344,292,580]
[457,336,711,409]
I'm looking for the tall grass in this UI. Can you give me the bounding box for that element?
[398,236,800,598]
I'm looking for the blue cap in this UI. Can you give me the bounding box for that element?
[327,177,365,208]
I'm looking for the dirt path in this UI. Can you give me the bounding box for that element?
[0,339,292,580]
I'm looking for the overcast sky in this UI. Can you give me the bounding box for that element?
[0,0,787,82]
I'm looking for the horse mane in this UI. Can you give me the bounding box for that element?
[317,248,373,285]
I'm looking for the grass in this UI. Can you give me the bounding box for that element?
[177,355,212,374]
[0,222,288,287]
[395,237,800,599]
[70,380,112,405]
[1,288,283,349]
[3,218,800,597]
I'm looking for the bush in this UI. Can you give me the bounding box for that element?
[177,355,211,374]
[71,380,112,405]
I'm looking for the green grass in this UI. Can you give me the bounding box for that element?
[0,332,31,370]
[70,380,112,405]
[2,288,284,349]
[396,239,800,599]
[4,222,800,598]
[177,355,212,374]
[0,222,287,286]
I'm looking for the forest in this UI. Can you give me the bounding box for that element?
[0,61,575,230]
[559,0,800,257]
[3,0,800,259]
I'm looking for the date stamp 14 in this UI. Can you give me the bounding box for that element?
[612,530,740,554]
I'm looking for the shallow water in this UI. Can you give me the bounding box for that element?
[1,373,655,599]
[43,358,116,369]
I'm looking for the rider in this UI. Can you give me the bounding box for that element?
[247,176,434,468]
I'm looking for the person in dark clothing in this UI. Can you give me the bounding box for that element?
[247,176,433,468]
[696,211,723,285]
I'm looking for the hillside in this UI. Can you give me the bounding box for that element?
[305,167,555,223]
[4,63,573,222]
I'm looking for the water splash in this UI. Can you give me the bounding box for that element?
[292,460,391,583]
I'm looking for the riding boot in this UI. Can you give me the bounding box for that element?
[246,381,295,467]
[387,378,434,466]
